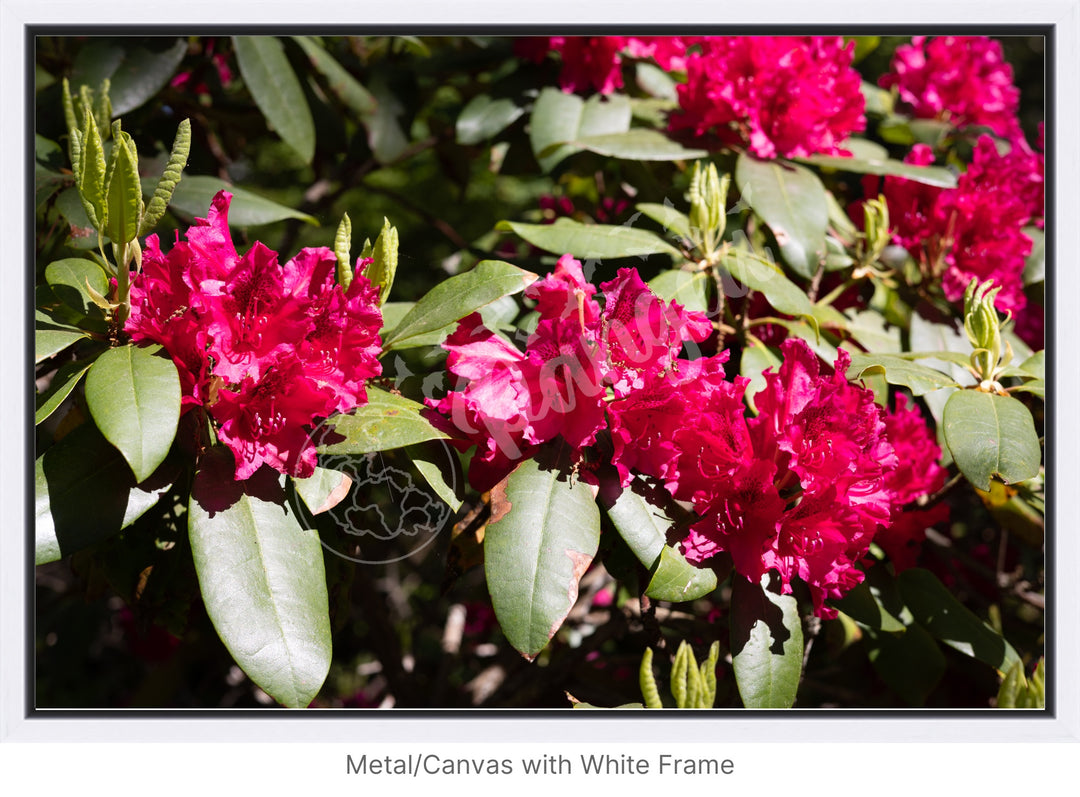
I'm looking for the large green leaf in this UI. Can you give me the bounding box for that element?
[832,580,906,633]
[898,568,1021,675]
[381,260,537,350]
[942,391,1041,490]
[107,39,188,116]
[735,154,828,279]
[730,572,804,708]
[636,202,692,241]
[105,131,143,245]
[605,485,716,602]
[292,36,377,117]
[498,218,681,260]
[35,320,90,364]
[35,358,95,425]
[456,94,525,145]
[36,422,172,565]
[720,249,815,321]
[798,153,957,188]
[846,353,959,396]
[647,269,710,314]
[529,87,631,171]
[866,623,946,706]
[569,129,708,162]
[84,345,181,483]
[44,258,109,318]
[317,387,449,455]
[233,36,316,164]
[484,458,601,659]
[156,175,317,227]
[189,449,331,708]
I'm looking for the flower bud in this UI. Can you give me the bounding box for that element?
[688,161,729,256]
[964,278,1004,382]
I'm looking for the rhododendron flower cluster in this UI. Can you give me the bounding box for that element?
[669,36,866,159]
[428,255,710,491]
[877,135,1039,315]
[126,191,383,480]
[879,35,1023,141]
[432,257,947,617]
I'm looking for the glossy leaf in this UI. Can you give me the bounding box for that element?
[636,202,692,241]
[570,129,708,162]
[943,390,1041,490]
[189,450,331,708]
[497,218,681,260]
[730,572,804,708]
[35,358,95,425]
[76,115,107,230]
[866,623,946,706]
[832,580,906,633]
[529,88,631,171]
[233,36,316,164]
[407,443,464,513]
[35,422,172,564]
[647,269,709,314]
[35,321,90,364]
[293,36,377,117]
[720,249,816,322]
[158,175,318,227]
[847,353,959,395]
[456,94,525,145]
[381,260,537,349]
[484,458,601,660]
[105,130,143,244]
[107,39,188,116]
[604,484,716,602]
[317,387,450,455]
[292,467,350,515]
[85,345,181,483]
[44,258,109,318]
[898,568,1021,674]
[735,154,828,279]
[798,153,957,188]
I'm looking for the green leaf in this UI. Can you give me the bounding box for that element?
[334,213,353,289]
[368,217,399,304]
[847,353,959,395]
[898,568,1021,674]
[529,88,631,172]
[84,345,181,483]
[484,457,601,659]
[189,449,331,708]
[381,259,537,349]
[634,61,678,101]
[636,202,692,241]
[365,77,410,164]
[44,258,109,318]
[35,324,90,364]
[105,130,143,244]
[1022,226,1044,285]
[740,342,781,414]
[943,391,1041,491]
[735,154,828,279]
[456,94,525,145]
[36,358,95,425]
[317,387,449,455]
[293,36,377,117]
[1018,350,1045,380]
[107,39,188,116]
[498,218,681,260]
[730,572,804,708]
[233,36,316,164]
[156,174,318,226]
[139,119,191,237]
[76,113,107,230]
[866,623,946,706]
[292,467,350,515]
[647,269,709,314]
[798,153,957,188]
[407,443,464,513]
[832,580,906,633]
[604,484,716,602]
[720,249,816,322]
[35,422,172,564]
[1012,379,1044,399]
[569,129,708,162]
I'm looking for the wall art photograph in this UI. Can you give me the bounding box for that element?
[32,32,1047,710]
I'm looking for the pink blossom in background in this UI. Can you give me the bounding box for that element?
[126,191,383,480]
[517,36,628,94]
[879,35,1023,141]
[669,36,866,159]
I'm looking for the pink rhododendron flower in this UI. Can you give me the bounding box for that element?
[879,136,1035,314]
[624,36,701,72]
[517,36,628,94]
[430,255,710,491]
[669,36,866,159]
[879,36,1023,141]
[126,191,383,480]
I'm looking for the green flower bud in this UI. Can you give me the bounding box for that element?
[964,278,1004,382]
[687,161,729,257]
